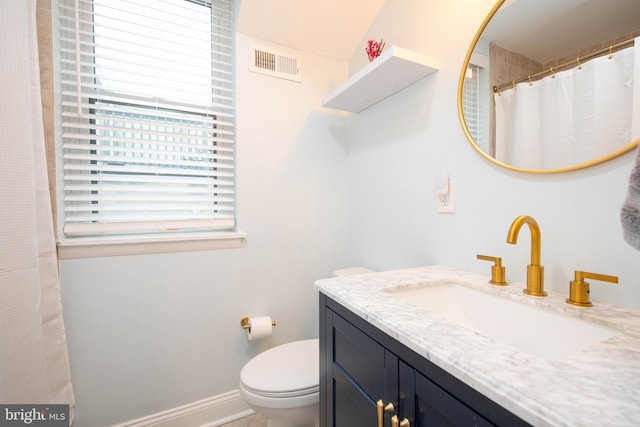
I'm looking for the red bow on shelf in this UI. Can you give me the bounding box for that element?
[366,39,385,62]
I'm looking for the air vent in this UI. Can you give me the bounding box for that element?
[249,42,302,82]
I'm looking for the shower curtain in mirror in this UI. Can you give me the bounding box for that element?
[494,41,638,170]
[0,0,75,419]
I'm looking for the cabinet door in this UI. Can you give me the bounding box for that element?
[325,309,398,427]
[333,366,377,427]
[399,361,493,427]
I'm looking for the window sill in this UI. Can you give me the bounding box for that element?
[57,231,247,259]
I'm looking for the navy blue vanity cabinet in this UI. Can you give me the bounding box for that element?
[319,294,531,427]
[322,300,398,427]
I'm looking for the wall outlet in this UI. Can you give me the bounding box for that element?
[437,181,455,213]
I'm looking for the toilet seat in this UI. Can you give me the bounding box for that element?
[240,339,319,398]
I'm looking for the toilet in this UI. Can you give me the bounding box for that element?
[239,339,319,427]
[239,267,373,427]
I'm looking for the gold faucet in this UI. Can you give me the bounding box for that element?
[506,215,547,296]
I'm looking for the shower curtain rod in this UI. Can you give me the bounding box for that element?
[493,38,635,93]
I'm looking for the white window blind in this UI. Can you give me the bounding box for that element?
[463,65,481,144]
[463,62,490,154]
[57,0,235,237]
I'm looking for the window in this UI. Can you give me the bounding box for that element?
[462,63,490,154]
[463,65,481,143]
[56,0,236,241]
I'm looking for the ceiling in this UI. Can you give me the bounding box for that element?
[238,0,640,65]
[237,0,386,61]
[481,0,640,63]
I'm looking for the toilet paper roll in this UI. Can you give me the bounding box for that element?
[246,316,273,341]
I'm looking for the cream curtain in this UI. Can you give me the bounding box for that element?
[495,45,635,170]
[0,0,75,419]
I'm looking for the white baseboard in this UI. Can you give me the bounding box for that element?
[113,390,253,427]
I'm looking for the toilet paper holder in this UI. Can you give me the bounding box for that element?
[241,316,276,332]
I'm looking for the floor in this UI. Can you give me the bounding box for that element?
[219,413,268,427]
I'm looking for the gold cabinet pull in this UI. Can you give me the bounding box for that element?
[391,415,411,427]
[376,400,395,427]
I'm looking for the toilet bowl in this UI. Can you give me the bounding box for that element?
[239,267,373,427]
[239,339,319,427]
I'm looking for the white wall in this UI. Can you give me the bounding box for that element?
[58,33,350,426]
[345,0,640,307]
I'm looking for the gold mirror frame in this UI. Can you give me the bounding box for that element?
[457,0,640,174]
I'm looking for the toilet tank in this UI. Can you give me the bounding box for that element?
[333,267,374,277]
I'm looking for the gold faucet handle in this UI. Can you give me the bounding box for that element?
[477,254,507,286]
[566,270,618,307]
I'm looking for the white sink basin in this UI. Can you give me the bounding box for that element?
[385,281,618,360]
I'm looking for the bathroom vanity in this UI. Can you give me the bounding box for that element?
[319,294,527,426]
[315,266,640,426]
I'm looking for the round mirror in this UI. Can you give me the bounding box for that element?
[458,0,640,173]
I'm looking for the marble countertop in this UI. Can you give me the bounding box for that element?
[314,265,640,427]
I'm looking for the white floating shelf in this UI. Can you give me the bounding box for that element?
[322,46,439,113]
